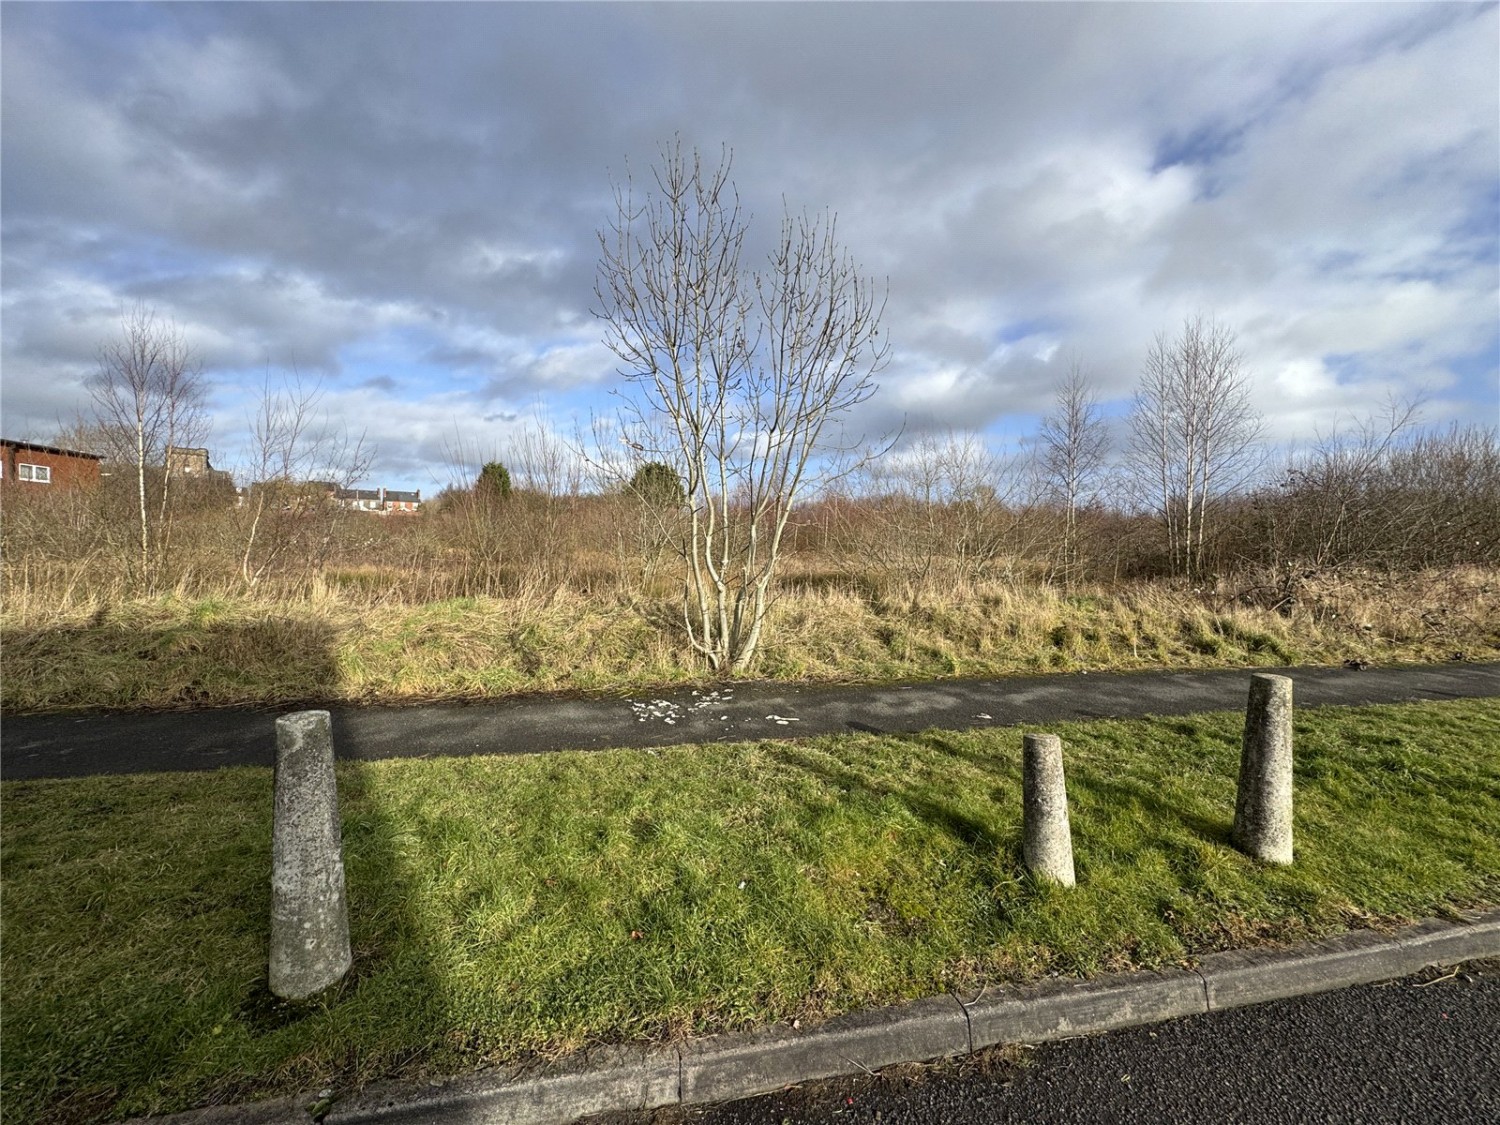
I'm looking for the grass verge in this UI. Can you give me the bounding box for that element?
[3,700,1498,1123]
[4,567,1497,713]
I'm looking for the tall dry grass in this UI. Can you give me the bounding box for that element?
[4,566,1495,714]
[4,470,1497,713]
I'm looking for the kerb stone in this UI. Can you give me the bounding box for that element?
[679,995,969,1106]
[325,1044,681,1125]
[1196,929,1411,1011]
[1391,911,1500,973]
[965,968,1208,1050]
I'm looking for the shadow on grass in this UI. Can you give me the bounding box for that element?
[1080,770,1236,849]
[146,763,442,1120]
[1,613,346,712]
[782,722,1240,873]
[2,613,455,1124]
[959,720,1240,848]
[775,733,1008,855]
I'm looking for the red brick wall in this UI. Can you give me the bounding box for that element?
[1,442,103,490]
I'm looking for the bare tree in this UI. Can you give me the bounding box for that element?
[1268,397,1422,571]
[1039,362,1110,587]
[238,372,371,587]
[1127,316,1263,578]
[595,139,888,672]
[1258,400,1499,573]
[88,305,207,588]
[852,431,1039,593]
[503,416,586,587]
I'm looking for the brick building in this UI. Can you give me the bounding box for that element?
[0,439,103,490]
[332,486,422,514]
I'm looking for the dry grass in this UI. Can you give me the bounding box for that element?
[4,567,1495,714]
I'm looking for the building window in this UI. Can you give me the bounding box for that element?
[18,463,52,483]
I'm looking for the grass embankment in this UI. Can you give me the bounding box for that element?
[4,700,1498,1123]
[3,568,1496,713]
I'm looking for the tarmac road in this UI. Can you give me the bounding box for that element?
[3,661,1497,781]
[608,959,1500,1125]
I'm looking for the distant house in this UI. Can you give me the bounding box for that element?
[383,489,421,514]
[331,485,422,515]
[236,480,422,514]
[0,439,103,490]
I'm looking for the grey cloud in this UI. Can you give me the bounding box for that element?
[2,1,1494,485]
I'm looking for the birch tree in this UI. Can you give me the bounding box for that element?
[1039,362,1109,587]
[88,305,206,588]
[595,140,888,672]
[238,373,370,587]
[1126,316,1263,578]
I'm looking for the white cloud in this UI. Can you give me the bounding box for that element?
[1,2,1494,488]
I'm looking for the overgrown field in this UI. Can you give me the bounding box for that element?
[3,701,1497,1123]
[3,566,1495,713]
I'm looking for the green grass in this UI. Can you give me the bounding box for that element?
[4,700,1498,1123]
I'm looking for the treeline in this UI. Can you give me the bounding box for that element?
[4,411,1496,616]
[5,305,1496,618]
[813,416,1500,592]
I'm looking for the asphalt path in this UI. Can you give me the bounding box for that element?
[2,661,1496,781]
[609,959,1500,1125]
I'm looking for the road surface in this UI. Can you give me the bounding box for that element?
[603,959,1500,1124]
[3,661,1496,780]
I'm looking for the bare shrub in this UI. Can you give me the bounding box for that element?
[843,431,1045,597]
[595,139,888,672]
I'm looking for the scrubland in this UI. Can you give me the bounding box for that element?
[3,469,1498,713]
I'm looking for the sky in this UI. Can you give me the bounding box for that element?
[2,1,1497,494]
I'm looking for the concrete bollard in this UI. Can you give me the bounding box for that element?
[1232,674,1295,865]
[270,710,352,1000]
[1022,733,1076,887]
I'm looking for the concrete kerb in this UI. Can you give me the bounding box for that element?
[962,966,1209,1051]
[678,994,970,1107]
[325,1044,681,1125]
[131,910,1500,1125]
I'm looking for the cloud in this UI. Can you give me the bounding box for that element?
[2,2,1494,488]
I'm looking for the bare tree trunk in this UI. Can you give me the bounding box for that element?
[135,413,149,586]
[595,139,889,673]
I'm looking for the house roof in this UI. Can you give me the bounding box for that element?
[331,486,422,503]
[1,438,104,461]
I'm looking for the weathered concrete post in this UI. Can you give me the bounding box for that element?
[1232,674,1294,865]
[1022,733,1076,887]
[270,710,352,1000]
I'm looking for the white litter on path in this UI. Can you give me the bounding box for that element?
[627,688,740,725]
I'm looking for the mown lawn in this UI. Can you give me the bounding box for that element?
[3,700,1498,1123]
